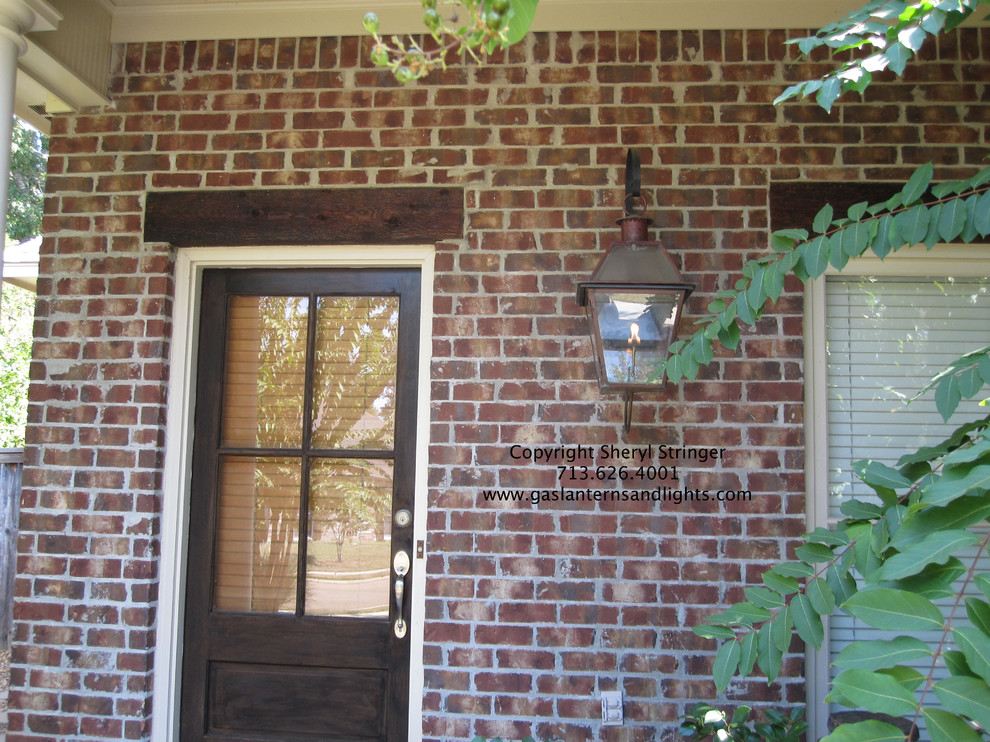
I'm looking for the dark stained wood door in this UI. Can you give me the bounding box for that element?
[181,268,420,742]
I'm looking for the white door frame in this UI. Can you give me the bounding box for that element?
[151,245,435,742]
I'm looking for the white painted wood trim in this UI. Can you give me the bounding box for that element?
[108,0,872,42]
[152,244,435,742]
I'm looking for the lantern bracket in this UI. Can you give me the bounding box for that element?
[624,148,646,217]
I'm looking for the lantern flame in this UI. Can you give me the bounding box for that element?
[628,322,641,344]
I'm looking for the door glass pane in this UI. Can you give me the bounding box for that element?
[305,459,394,617]
[312,297,399,450]
[222,296,310,448]
[214,456,301,613]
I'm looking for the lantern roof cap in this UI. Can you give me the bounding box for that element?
[576,241,695,306]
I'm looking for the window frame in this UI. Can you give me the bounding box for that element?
[803,243,990,739]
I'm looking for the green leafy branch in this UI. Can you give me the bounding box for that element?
[775,0,988,111]
[660,161,990,386]
[362,0,537,82]
[696,406,990,741]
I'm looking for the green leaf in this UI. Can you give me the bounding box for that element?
[744,586,786,609]
[877,529,981,581]
[756,621,783,682]
[923,708,985,742]
[840,497,884,520]
[958,366,985,399]
[826,555,859,605]
[763,568,800,595]
[717,320,740,351]
[871,213,895,258]
[934,675,990,731]
[820,720,908,742]
[974,189,990,235]
[934,373,963,420]
[884,557,966,600]
[924,202,944,247]
[734,289,757,326]
[885,42,912,74]
[923,461,990,506]
[502,0,537,43]
[795,542,835,563]
[807,577,836,615]
[791,593,825,648]
[967,597,990,637]
[813,204,834,234]
[832,668,919,716]
[771,228,808,251]
[709,601,771,627]
[891,496,990,550]
[843,588,944,631]
[955,625,990,685]
[773,561,815,578]
[898,23,927,52]
[895,205,930,245]
[764,261,785,303]
[739,630,758,677]
[938,195,968,241]
[829,232,852,270]
[944,649,977,678]
[693,623,739,640]
[816,75,844,112]
[854,459,912,490]
[802,235,831,277]
[839,220,872,258]
[806,526,851,547]
[834,635,932,671]
[847,200,869,222]
[771,605,793,653]
[713,639,741,693]
[879,664,925,692]
[901,162,934,204]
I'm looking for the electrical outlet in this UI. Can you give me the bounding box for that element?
[601,690,623,726]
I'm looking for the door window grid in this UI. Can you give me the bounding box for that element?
[214,293,401,617]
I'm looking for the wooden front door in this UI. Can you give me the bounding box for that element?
[180,267,420,742]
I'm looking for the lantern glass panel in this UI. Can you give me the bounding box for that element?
[589,289,684,388]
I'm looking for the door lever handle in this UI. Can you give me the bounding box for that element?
[393,550,410,638]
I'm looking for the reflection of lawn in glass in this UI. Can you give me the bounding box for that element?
[307,539,391,577]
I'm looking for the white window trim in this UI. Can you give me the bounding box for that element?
[803,243,990,739]
[151,245,436,742]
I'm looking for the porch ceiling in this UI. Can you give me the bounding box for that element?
[103,0,936,43]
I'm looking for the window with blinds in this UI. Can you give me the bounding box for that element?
[825,274,990,719]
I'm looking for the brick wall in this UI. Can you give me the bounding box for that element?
[9,25,989,742]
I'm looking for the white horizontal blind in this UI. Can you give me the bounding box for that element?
[826,275,990,722]
[827,276,990,518]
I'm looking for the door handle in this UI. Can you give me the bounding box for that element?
[393,550,410,638]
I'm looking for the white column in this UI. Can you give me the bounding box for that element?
[0,0,58,302]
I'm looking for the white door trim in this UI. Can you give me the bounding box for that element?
[152,245,435,742]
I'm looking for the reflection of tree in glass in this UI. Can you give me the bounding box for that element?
[312,297,399,451]
[249,297,309,612]
[229,295,401,609]
[256,296,309,448]
[250,459,299,613]
[310,460,392,564]
[309,297,400,561]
